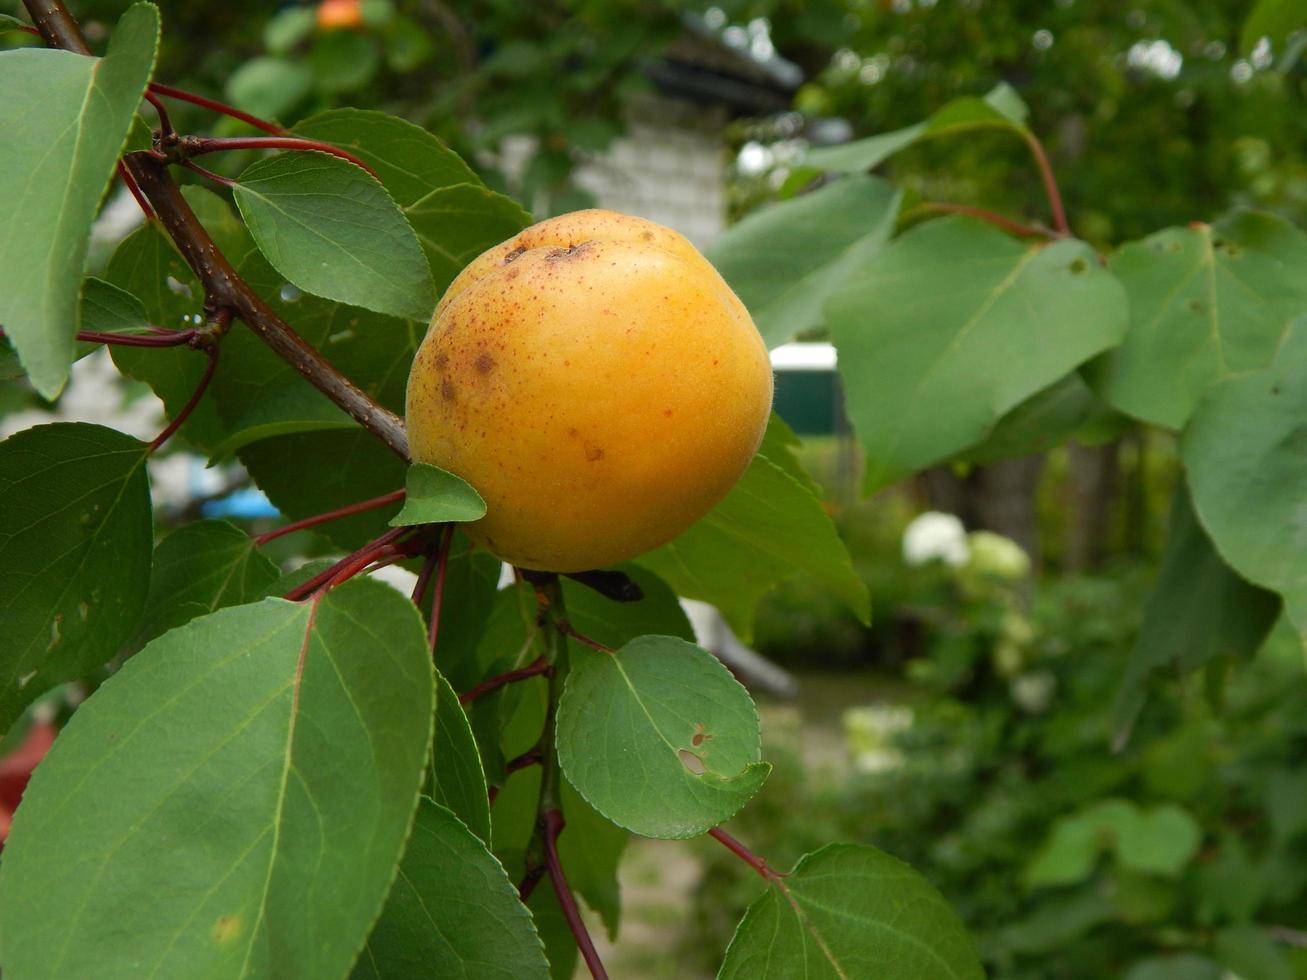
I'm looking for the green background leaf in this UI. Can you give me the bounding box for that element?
[0,3,159,397]
[429,671,491,845]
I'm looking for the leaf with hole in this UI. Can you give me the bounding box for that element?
[233,151,436,321]
[134,519,281,645]
[0,3,159,398]
[828,216,1128,490]
[0,423,151,736]
[390,463,487,526]
[718,843,984,980]
[708,175,901,348]
[1088,211,1307,429]
[352,800,548,979]
[556,635,769,839]
[0,578,434,980]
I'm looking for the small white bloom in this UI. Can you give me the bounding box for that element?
[902,511,970,567]
[1011,671,1057,714]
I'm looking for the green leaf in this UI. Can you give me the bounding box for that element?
[1026,814,1101,888]
[404,182,533,293]
[240,430,408,550]
[352,800,548,979]
[0,3,159,398]
[0,578,434,980]
[1089,212,1307,429]
[804,82,1028,174]
[233,151,436,321]
[639,451,868,638]
[1111,482,1280,747]
[0,423,151,734]
[1113,804,1202,876]
[1123,955,1222,980]
[183,184,255,261]
[225,56,311,120]
[1242,0,1306,54]
[263,6,316,55]
[707,175,901,348]
[135,519,281,645]
[1183,319,1307,641]
[104,222,227,451]
[208,249,419,459]
[561,563,694,650]
[959,373,1108,466]
[293,109,481,208]
[4,278,154,380]
[307,32,380,94]
[390,463,487,526]
[429,671,491,844]
[0,13,33,35]
[556,635,769,839]
[719,843,984,980]
[829,216,1128,490]
[1028,800,1201,888]
[1214,926,1295,980]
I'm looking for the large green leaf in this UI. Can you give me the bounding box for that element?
[404,183,533,294]
[639,450,868,637]
[707,175,901,348]
[233,151,436,321]
[959,373,1111,465]
[352,800,548,979]
[1184,319,1307,640]
[804,82,1028,174]
[1090,212,1307,429]
[104,221,227,451]
[429,672,491,845]
[561,563,694,650]
[293,109,480,207]
[0,579,433,980]
[0,423,151,734]
[719,843,984,980]
[135,519,281,645]
[0,3,159,398]
[828,216,1128,490]
[556,635,769,839]
[1111,483,1280,747]
[1242,0,1306,54]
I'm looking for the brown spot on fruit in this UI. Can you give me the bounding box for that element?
[434,353,448,370]
[503,245,526,264]
[663,409,673,417]
[584,444,604,462]
[475,352,495,375]
[441,377,456,401]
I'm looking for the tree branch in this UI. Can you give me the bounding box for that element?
[22,0,411,461]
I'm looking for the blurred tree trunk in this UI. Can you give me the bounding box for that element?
[920,455,1045,563]
[1065,441,1119,572]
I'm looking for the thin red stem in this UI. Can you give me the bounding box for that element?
[708,827,782,881]
[283,527,410,601]
[919,202,1054,239]
[557,621,612,653]
[147,344,218,454]
[507,750,543,776]
[458,656,551,705]
[255,488,404,545]
[147,82,286,135]
[428,525,453,655]
[10,21,40,35]
[519,865,546,903]
[1022,131,1070,236]
[543,809,609,980]
[117,161,155,220]
[182,159,236,189]
[143,90,172,137]
[410,547,438,607]
[76,328,194,348]
[184,136,379,180]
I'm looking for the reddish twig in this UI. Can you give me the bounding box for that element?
[518,865,546,904]
[182,136,380,180]
[255,488,404,545]
[181,159,236,189]
[1022,131,1070,236]
[428,525,453,655]
[487,751,544,807]
[458,656,551,705]
[283,527,411,602]
[556,621,612,654]
[143,90,172,137]
[543,808,609,980]
[708,827,783,881]
[147,81,286,135]
[117,161,154,220]
[147,343,218,454]
[9,21,39,35]
[919,202,1055,239]
[75,328,194,348]
[410,546,439,607]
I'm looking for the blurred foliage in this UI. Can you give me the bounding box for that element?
[691,559,1307,978]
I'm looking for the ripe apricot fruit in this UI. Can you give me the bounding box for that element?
[405,209,773,572]
[317,0,363,31]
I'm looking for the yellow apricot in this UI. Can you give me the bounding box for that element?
[405,209,773,572]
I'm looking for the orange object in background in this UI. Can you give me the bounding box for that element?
[317,0,363,30]
[0,722,55,844]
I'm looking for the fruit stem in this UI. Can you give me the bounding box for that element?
[254,488,404,545]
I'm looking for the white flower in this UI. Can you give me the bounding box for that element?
[902,511,970,567]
